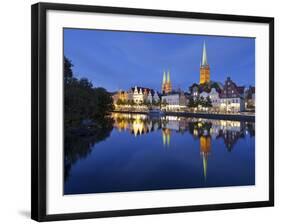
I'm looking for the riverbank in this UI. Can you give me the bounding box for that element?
[112,110,255,122]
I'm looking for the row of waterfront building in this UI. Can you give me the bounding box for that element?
[112,42,255,113]
[112,77,255,113]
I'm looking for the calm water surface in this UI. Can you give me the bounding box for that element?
[64,112,255,195]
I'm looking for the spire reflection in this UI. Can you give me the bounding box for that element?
[162,128,171,148]
[111,112,254,181]
[200,136,211,181]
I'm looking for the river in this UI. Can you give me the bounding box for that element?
[64,112,255,195]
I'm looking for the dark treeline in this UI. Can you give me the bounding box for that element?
[64,56,113,127]
[64,56,114,182]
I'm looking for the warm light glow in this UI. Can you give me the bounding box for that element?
[162,129,171,148]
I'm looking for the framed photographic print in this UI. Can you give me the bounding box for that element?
[31,2,274,222]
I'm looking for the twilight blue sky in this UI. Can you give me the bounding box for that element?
[64,28,255,92]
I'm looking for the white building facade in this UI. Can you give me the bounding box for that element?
[219,97,245,113]
[209,88,221,111]
[219,77,245,113]
[161,92,187,111]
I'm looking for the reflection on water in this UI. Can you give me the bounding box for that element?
[112,113,254,150]
[64,113,255,195]
[64,118,114,182]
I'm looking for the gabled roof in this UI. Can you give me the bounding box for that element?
[237,86,245,95]
[131,86,155,95]
[220,78,245,99]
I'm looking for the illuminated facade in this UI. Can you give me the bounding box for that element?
[147,91,153,103]
[219,77,245,113]
[147,90,160,104]
[209,88,220,109]
[190,84,199,99]
[153,92,160,103]
[112,90,128,104]
[200,42,210,84]
[161,92,187,111]
[199,88,221,111]
[129,86,155,104]
[245,86,255,109]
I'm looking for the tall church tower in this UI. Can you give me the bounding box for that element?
[200,41,210,84]
[162,70,172,94]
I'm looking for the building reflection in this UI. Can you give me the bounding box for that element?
[214,120,245,151]
[111,112,255,181]
[112,113,254,147]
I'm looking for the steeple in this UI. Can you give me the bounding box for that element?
[201,41,208,67]
[162,71,166,84]
[167,70,170,83]
[162,129,171,148]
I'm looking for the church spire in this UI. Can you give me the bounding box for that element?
[201,41,208,66]
[167,70,170,83]
[162,70,166,84]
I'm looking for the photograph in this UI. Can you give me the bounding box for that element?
[0,0,278,223]
[63,28,256,195]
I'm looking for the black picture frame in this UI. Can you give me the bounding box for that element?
[31,2,274,222]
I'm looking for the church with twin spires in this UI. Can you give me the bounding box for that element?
[162,70,172,94]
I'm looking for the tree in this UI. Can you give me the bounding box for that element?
[211,82,220,91]
[64,56,113,127]
[199,82,211,93]
[64,56,73,84]
[63,56,115,181]
[79,78,93,89]
[91,88,114,119]
[206,96,212,108]
[188,97,196,107]
[197,96,205,108]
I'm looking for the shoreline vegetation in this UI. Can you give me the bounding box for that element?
[64,56,115,181]
[64,56,114,128]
